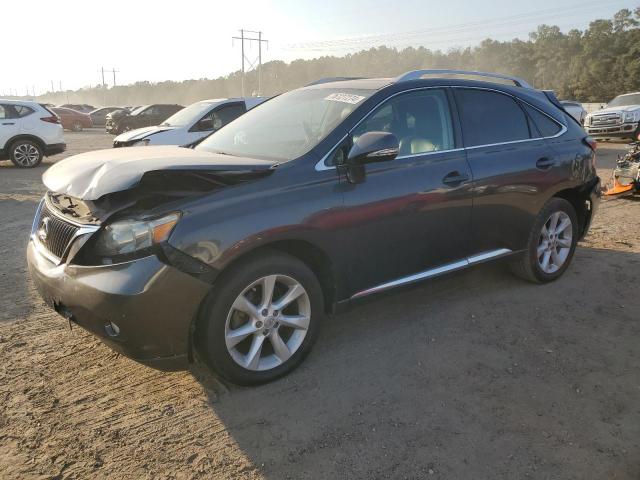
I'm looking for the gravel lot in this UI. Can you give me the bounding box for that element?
[1,131,639,479]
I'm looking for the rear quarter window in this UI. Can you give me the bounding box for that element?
[455,89,530,147]
[523,104,563,137]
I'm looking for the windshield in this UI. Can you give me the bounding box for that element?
[608,94,640,108]
[196,88,374,161]
[161,101,218,127]
[130,105,148,116]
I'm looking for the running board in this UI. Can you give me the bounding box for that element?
[351,248,512,299]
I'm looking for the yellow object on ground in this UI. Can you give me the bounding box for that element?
[604,177,634,196]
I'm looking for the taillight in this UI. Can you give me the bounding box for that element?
[583,136,597,151]
[40,116,60,124]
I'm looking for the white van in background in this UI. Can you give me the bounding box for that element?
[112,97,269,148]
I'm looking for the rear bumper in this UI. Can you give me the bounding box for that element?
[581,177,601,239]
[585,122,638,138]
[44,143,66,157]
[27,241,211,371]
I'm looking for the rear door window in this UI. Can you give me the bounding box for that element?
[0,105,8,119]
[455,89,530,147]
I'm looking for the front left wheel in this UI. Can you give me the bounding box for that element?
[196,250,324,385]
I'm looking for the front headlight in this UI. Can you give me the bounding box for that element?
[94,212,180,257]
[624,111,640,123]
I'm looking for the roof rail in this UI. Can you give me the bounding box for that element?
[305,77,365,87]
[395,69,533,88]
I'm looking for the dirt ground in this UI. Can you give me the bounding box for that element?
[0,131,638,480]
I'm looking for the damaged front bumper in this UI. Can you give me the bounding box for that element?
[27,240,211,371]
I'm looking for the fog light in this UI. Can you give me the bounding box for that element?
[105,321,120,337]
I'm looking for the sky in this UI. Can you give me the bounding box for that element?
[1,0,636,95]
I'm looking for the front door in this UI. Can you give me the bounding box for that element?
[338,88,474,295]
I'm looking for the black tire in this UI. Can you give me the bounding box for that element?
[9,139,43,168]
[196,250,324,385]
[510,197,578,283]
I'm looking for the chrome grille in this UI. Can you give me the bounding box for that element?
[35,203,80,259]
[590,113,622,126]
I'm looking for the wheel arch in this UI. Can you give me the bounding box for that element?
[7,134,46,152]
[552,186,591,239]
[187,238,337,365]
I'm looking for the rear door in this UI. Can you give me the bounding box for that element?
[338,88,474,294]
[453,88,558,253]
[0,105,22,150]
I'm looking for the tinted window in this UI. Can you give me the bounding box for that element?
[0,105,7,119]
[353,89,454,156]
[455,89,530,147]
[523,104,562,137]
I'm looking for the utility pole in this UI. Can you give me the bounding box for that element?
[110,67,119,87]
[51,80,55,93]
[232,30,268,96]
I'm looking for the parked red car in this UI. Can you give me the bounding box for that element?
[51,107,93,131]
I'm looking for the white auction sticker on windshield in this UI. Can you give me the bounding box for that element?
[324,93,366,104]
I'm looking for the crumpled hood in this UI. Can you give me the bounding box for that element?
[114,125,177,142]
[43,146,276,200]
[592,105,640,115]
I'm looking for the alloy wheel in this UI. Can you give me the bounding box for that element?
[13,143,41,167]
[224,274,311,371]
[537,211,573,274]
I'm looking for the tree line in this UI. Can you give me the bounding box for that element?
[29,7,640,107]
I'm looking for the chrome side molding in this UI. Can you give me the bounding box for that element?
[351,248,513,299]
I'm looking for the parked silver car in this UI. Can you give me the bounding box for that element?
[561,101,587,125]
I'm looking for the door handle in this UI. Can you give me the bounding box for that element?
[442,171,469,186]
[536,157,556,170]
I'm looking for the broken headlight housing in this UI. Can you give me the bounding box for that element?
[94,212,180,257]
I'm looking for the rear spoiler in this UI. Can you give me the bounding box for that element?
[543,90,582,127]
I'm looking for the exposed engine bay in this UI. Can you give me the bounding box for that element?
[46,168,273,224]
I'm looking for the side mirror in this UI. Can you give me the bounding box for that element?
[344,132,399,184]
[347,131,399,166]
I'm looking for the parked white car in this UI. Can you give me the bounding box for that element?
[113,97,268,148]
[560,100,587,125]
[0,100,65,168]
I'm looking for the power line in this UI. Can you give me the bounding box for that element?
[283,0,628,51]
[232,30,268,96]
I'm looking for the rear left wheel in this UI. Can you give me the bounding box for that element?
[196,250,323,385]
[9,140,43,168]
[510,197,578,283]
